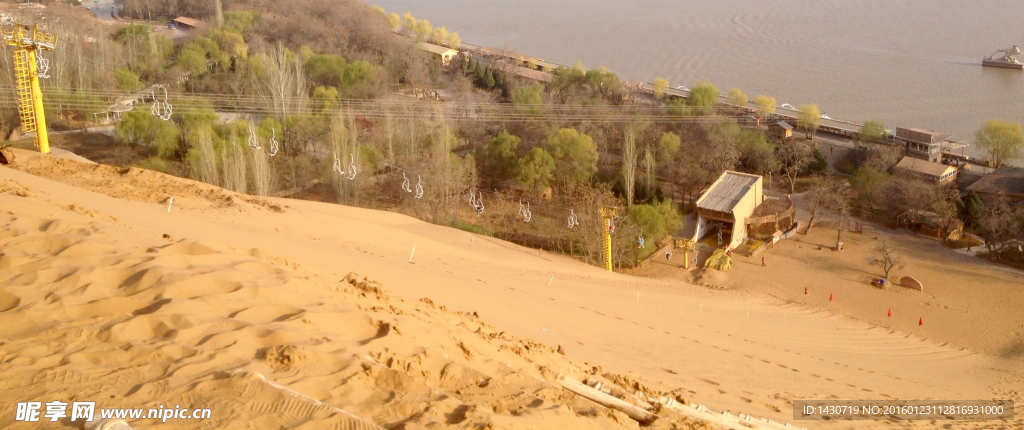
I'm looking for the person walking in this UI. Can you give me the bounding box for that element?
[761,256,766,267]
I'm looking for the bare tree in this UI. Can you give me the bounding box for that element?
[777,140,812,194]
[978,193,1018,254]
[873,239,905,280]
[213,0,224,27]
[805,175,835,234]
[252,42,309,118]
[862,144,902,172]
[622,123,638,206]
[643,149,656,200]
[931,185,963,241]
[825,182,853,244]
[187,127,220,186]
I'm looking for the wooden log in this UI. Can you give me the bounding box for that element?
[557,375,657,424]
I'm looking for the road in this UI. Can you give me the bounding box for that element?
[87,0,118,22]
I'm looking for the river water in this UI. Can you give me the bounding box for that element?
[374,0,1024,158]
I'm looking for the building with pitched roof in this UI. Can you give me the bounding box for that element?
[172,16,204,29]
[892,156,958,184]
[692,171,765,249]
[966,166,1024,206]
[416,42,458,66]
[767,121,793,142]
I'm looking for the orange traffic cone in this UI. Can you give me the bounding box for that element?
[919,317,923,326]
[829,292,834,302]
[804,287,808,295]
[888,308,892,317]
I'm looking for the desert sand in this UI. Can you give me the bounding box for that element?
[1,148,1022,429]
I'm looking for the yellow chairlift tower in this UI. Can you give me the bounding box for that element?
[599,206,619,272]
[3,23,57,154]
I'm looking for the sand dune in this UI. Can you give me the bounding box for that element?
[2,149,1022,429]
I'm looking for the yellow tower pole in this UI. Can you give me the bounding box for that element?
[600,206,617,272]
[602,217,612,271]
[25,48,49,154]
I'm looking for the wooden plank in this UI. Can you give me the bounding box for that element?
[557,375,657,424]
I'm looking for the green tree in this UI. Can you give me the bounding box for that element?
[387,12,401,30]
[179,36,229,71]
[478,130,521,183]
[688,81,719,115]
[115,110,181,159]
[652,77,668,98]
[113,67,141,91]
[359,144,384,171]
[659,131,681,161]
[585,66,623,100]
[113,24,151,41]
[665,98,689,116]
[431,26,449,45]
[517,147,556,192]
[223,11,257,34]
[856,120,887,144]
[402,13,417,33]
[304,54,347,87]
[655,198,683,236]
[484,69,496,89]
[975,119,1024,167]
[736,130,778,175]
[448,32,462,49]
[754,95,776,118]
[965,192,984,228]
[727,88,748,109]
[513,83,544,114]
[312,86,339,112]
[176,49,206,75]
[797,103,821,138]
[342,60,375,87]
[544,128,598,184]
[209,28,248,57]
[629,204,666,248]
[850,167,891,212]
[414,19,432,41]
[808,149,828,173]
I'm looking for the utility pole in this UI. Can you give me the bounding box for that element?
[3,23,57,154]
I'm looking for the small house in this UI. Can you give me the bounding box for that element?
[172,16,204,30]
[966,166,1024,206]
[416,42,458,66]
[692,171,765,249]
[892,157,958,184]
[767,121,793,141]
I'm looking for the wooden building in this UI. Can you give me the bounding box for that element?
[892,156,958,184]
[416,42,458,66]
[692,171,765,249]
[767,121,793,141]
[172,16,204,30]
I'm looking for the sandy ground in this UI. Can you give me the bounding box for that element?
[2,149,1023,429]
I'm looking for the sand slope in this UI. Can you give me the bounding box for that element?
[0,187,674,429]
[2,149,1023,429]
